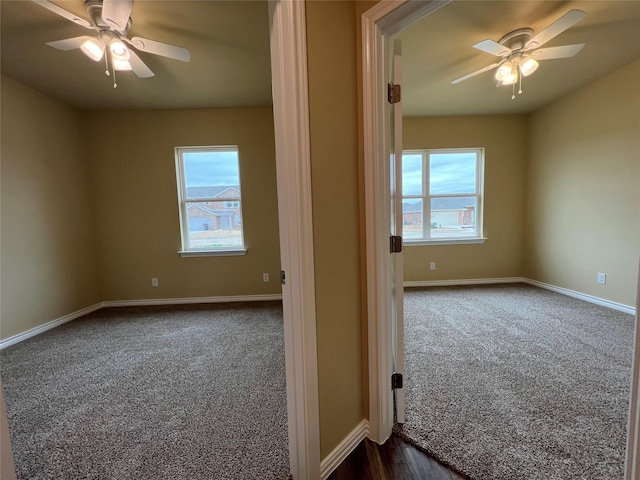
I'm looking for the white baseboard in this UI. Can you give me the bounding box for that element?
[320,419,370,479]
[404,277,636,316]
[0,303,103,350]
[523,279,636,315]
[102,294,283,308]
[0,294,283,349]
[404,277,525,288]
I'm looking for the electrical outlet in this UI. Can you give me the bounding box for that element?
[263,273,269,283]
[429,262,436,271]
[152,278,159,287]
[597,272,606,285]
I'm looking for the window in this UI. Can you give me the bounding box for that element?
[175,146,246,256]
[402,148,485,244]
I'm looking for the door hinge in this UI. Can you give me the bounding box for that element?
[390,235,403,253]
[392,373,403,390]
[388,83,401,104]
[280,270,286,285]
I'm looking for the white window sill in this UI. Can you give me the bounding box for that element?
[404,238,487,246]
[178,249,247,258]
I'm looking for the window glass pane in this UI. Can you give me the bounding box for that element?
[430,152,476,195]
[184,150,240,198]
[402,154,423,195]
[430,196,477,238]
[186,200,243,249]
[402,199,423,240]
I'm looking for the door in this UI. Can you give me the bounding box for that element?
[389,38,405,424]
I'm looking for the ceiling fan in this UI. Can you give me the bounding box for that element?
[32,0,190,87]
[451,9,586,98]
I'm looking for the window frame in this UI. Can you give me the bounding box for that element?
[175,145,247,257]
[402,148,486,246]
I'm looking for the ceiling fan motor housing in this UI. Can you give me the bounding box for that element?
[85,0,131,33]
[498,28,534,54]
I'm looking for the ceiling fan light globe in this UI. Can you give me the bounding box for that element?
[501,61,519,85]
[502,72,518,85]
[80,38,105,62]
[109,39,130,61]
[520,57,539,76]
[494,62,513,82]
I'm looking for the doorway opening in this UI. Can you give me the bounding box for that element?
[362,2,640,479]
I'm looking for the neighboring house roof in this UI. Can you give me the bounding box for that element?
[186,185,240,199]
[210,210,233,217]
[187,204,233,217]
[433,197,475,210]
[403,197,475,213]
[403,202,422,213]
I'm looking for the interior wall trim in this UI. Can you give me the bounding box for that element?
[362,0,452,445]
[0,295,283,350]
[0,303,103,350]
[524,279,636,315]
[624,259,640,479]
[102,294,283,308]
[268,0,321,477]
[320,419,370,480]
[404,277,524,288]
[404,277,636,315]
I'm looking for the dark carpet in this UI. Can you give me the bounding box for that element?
[1,302,289,480]
[396,283,635,480]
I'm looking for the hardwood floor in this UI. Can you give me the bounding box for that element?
[327,434,468,480]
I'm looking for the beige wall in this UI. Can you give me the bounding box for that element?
[526,61,640,307]
[1,79,281,340]
[1,76,101,340]
[306,0,364,458]
[83,108,281,301]
[402,115,528,282]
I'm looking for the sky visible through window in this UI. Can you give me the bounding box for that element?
[402,152,476,197]
[184,150,239,187]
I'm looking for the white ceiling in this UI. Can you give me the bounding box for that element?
[397,0,640,116]
[1,1,639,115]
[0,0,273,110]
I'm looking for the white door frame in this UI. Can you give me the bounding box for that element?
[269,1,321,479]
[361,0,448,444]
[362,2,640,476]
[626,263,640,480]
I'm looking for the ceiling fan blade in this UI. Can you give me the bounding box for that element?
[473,39,512,57]
[451,62,501,85]
[128,51,154,78]
[101,0,134,32]
[46,36,93,51]
[129,37,191,62]
[530,44,585,60]
[31,0,92,29]
[525,9,587,50]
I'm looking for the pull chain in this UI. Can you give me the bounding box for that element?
[518,69,523,95]
[103,52,117,88]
